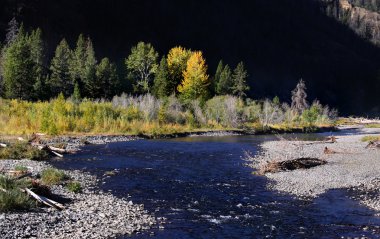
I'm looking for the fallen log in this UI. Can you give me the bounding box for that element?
[365,141,380,149]
[48,146,68,154]
[24,188,64,210]
[260,158,327,174]
[35,145,63,158]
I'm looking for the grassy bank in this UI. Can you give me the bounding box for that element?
[0,94,337,137]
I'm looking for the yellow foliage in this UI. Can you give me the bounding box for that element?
[167,46,192,80]
[177,51,209,101]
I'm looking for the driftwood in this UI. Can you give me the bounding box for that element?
[324,147,337,154]
[325,136,337,143]
[260,158,327,174]
[36,145,64,158]
[366,141,380,149]
[24,188,64,210]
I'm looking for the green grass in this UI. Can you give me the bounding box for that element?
[361,135,380,142]
[0,175,34,212]
[0,142,50,161]
[365,124,380,128]
[66,181,82,193]
[41,168,67,185]
[14,165,28,172]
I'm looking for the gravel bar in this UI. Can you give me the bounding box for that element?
[0,159,156,239]
[248,127,380,211]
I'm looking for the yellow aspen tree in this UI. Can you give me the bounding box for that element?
[167,46,192,94]
[177,51,210,101]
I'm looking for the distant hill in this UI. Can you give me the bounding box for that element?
[1,0,380,115]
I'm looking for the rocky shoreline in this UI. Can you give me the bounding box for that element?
[0,159,156,239]
[247,127,380,212]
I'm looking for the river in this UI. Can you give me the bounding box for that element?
[50,134,380,239]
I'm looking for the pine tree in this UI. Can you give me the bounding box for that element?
[5,17,19,46]
[2,29,35,100]
[167,46,192,94]
[70,34,86,90]
[49,39,73,97]
[29,28,46,99]
[178,51,210,102]
[152,56,170,98]
[72,81,81,104]
[82,37,97,97]
[95,57,119,99]
[212,60,224,94]
[291,79,308,113]
[216,64,233,95]
[231,62,250,98]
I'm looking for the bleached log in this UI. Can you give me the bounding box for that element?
[50,150,63,158]
[24,188,64,210]
[48,146,67,154]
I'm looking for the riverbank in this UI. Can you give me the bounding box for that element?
[247,126,380,212]
[0,159,156,238]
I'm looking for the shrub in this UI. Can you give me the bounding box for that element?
[0,142,29,160]
[0,190,34,212]
[361,135,380,142]
[66,181,82,193]
[0,176,34,212]
[41,168,67,185]
[27,148,50,161]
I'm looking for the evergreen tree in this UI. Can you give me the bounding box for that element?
[82,37,97,97]
[212,60,224,94]
[167,46,192,94]
[125,42,159,94]
[71,81,81,104]
[152,56,170,98]
[33,75,49,101]
[5,17,19,46]
[49,39,73,97]
[29,28,46,99]
[231,62,250,98]
[291,79,309,113]
[95,57,119,99]
[178,51,210,102]
[216,64,233,95]
[69,34,87,95]
[2,29,35,100]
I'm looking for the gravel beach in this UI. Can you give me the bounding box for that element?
[248,126,380,211]
[0,159,156,239]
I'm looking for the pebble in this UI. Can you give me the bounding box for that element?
[0,159,156,239]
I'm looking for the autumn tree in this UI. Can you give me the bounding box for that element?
[178,51,210,102]
[167,46,192,94]
[49,39,73,97]
[152,56,171,98]
[125,42,159,94]
[291,79,308,113]
[231,62,250,98]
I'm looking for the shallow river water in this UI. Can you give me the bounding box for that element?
[51,134,380,239]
